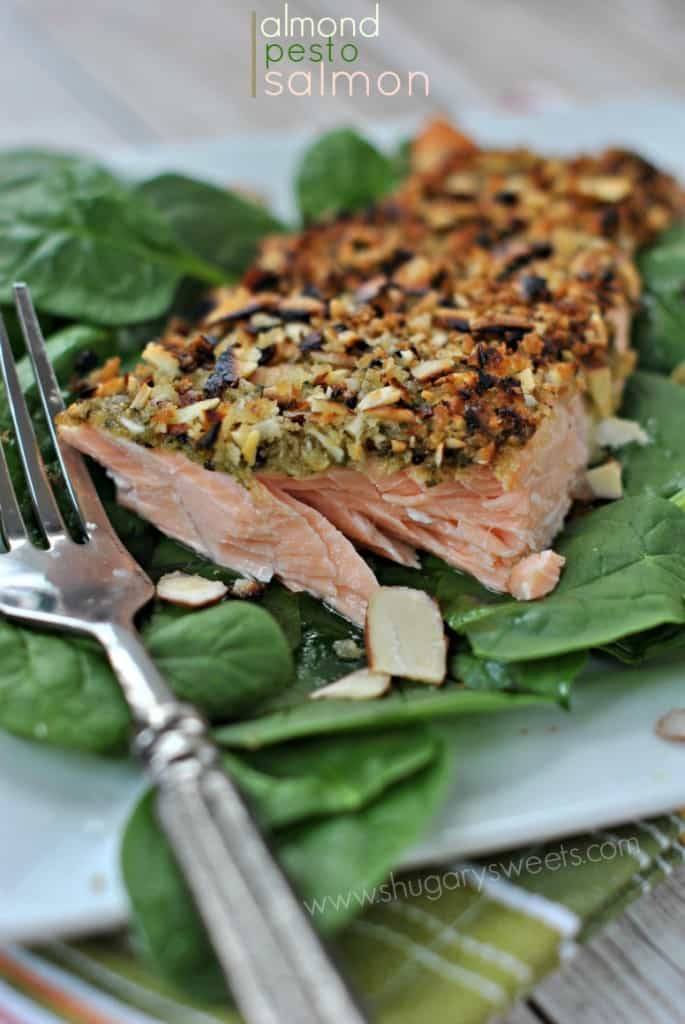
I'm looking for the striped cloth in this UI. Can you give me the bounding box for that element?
[0,814,682,1024]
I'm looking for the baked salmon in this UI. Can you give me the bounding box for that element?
[57,121,684,623]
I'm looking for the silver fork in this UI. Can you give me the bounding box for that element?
[0,284,369,1024]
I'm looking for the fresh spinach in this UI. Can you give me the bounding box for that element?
[618,370,685,498]
[215,685,548,750]
[0,148,113,184]
[0,621,130,752]
[277,748,450,933]
[148,536,239,585]
[121,790,229,1002]
[222,726,439,829]
[0,578,295,752]
[120,737,449,997]
[462,496,685,661]
[144,601,294,720]
[0,164,225,325]
[137,174,285,278]
[260,584,302,651]
[633,223,685,372]
[453,650,586,708]
[601,623,685,664]
[295,130,401,222]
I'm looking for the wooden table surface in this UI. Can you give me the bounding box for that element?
[2,0,684,1020]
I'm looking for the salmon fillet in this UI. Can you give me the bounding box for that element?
[59,422,376,624]
[57,121,684,621]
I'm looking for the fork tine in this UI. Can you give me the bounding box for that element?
[0,437,28,546]
[0,309,65,541]
[13,284,111,537]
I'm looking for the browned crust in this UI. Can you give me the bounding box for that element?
[60,120,684,482]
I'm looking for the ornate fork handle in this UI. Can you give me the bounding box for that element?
[95,622,369,1024]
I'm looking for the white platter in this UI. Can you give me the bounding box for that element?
[1,97,684,942]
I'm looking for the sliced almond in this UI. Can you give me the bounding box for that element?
[172,398,220,424]
[357,386,403,412]
[309,668,391,701]
[655,709,685,743]
[577,175,632,202]
[594,416,649,449]
[366,587,447,685]
[587,366,614,418]
[130,382,152,410]
[585,459,623,500]
[411,358,454,382]
[142,342,180,379]
[156,571,228,608]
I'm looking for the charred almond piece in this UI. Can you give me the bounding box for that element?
[366,587,447,685]
[156,571,228,608]
[655,709,685,743]
[585,459,623,500]
[309,669,391,701]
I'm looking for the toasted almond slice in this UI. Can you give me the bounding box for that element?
[585,459,623,500]
[577,175,632,202]
[156,571,228,608]
[587,366,613,417]
[309,669,391,701]
[358,386,402,411]
[655,709,685,743]
[142,342,180,378]
[366,586,447,685]
[172,398,220,424]
[594,416,649,449]
[411,358,454,382]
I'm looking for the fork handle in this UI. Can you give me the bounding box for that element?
[95,622,369,1024]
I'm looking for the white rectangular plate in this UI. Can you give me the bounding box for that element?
[1,98,684,942]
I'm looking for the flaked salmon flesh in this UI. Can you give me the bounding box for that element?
[57,120,684,622]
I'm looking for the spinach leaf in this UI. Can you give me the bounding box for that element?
[277,748,450,933]
[463,496,685,661]
[295,130,398,223]
[293,594,365,692]
[121,739,449,997]
[633,222,685,372]
[222,726,439,829]
[453,650,586,708]
[639,222,685,290]
[215,684,548,749]
[618,370,685,498]
[0,148,113,184]
[137,174,284,278]
[600,623,685,663]
[144,601,293,720]
[0,165,225,325]
[148,536,238,585]
[0,621,129,752]
[260,584,302,651]
[121,790,229,1002]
